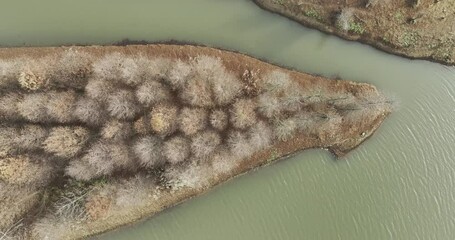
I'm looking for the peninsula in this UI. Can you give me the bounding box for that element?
[0,44,392,239]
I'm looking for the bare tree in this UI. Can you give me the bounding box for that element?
[107,90,139,120]
[191,130,221,158]
[230,98,257,129]
[43,127,90,158]
[133,136,165,168]
[136,80,171,107]
[163,136,191,164]
[179,107,208,136]
[336,8,354,31]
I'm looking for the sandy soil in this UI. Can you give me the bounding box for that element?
[254,0,455,66]
[0,44,390,239]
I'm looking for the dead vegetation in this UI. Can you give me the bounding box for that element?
[0,46,392,239]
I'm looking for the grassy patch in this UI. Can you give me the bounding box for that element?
[349,22,365,34]
[394,11,404,22]
[268,148,281,163]
[381,36,390,44]
[304,9,323,21]
[272,0,285,6]
[399,32,419,48]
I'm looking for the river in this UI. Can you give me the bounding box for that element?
[1,0,455,239]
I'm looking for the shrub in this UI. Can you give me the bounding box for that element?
[248,121,273,151]
[114,175,156,208]
[49,179,95,223]
[118,57,141,86]
[135,80,171,107]
[188,55,242,106]
[211,148,237,176]
[179,107,207,135]
[163,136,190,164]
[73,97,106,126]
[212,71,243,106]
[258,71,304,116]
[227,131,254,159]
[84,78,117,103]
[0,93,23,120]
[0,156,30,184]
[209,109,228,131]
[65,161,97,181]
[293,112,324,134]
[18,61,49,91]
[0,128,18,158]
[0,59,21,89]
[46,91,77,123]
[1,185,40,231]
[260,70,292,93]
[132,136,165,168]
[109,143,135,170]
[133,116,150,135]
[0,216,25,240]
[180,76,214,108]
[31,216,78,240]
[52,49,93,88]
[16,125,48,151]
[273,118,298,141]
[258,93,281,119]
[191,130,221,158]
[69,141,133,180]
[107,90,139,120]
[0,155,53,186]
[92,53,124,81]
[43,127,90,158]
[166,59,192,90]
[336,8,353,31]
[230,98,257,129]
[95,55,168,86]
[164,162,210,190]
[84,191,112,220]
[241,69,260,96]
[143,58,172,81]
[16,93,49,122]
[150,104,178,136]
[101,120,133,141]
[281,88,304,113]
[192,55,224,80]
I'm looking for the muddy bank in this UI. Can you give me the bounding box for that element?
[0,44,391,239]
[253,0,454,66]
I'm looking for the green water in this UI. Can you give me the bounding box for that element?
[1,0,455,239]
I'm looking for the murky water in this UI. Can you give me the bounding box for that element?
[1,0,455,239]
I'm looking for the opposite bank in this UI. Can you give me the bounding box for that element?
[253,0,455,66]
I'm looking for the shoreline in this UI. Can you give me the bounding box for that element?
[252,0,455,67]
[0,39,329,79]
[0,44,391,239]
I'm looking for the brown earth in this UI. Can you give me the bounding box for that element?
[253,0,455,66]
[0,44,391,239]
